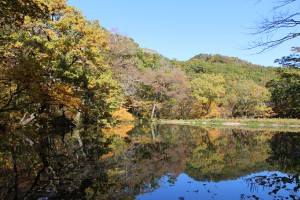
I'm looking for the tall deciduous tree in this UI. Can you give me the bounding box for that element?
[190,74,225,116]
[0,0,120,127]
[136,66,189,119]
[224,80,271,118]
[267,69,300,118]
[106,33,140,97]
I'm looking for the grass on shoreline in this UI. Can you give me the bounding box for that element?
[155,118,300,129]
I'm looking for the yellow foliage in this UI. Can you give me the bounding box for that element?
[206,102,222,118]
[49,84,82,109]
[207,129,221,142]
[190,102,207,118]
[190,102,222,119]
[0,153,13,170]
[112,108,135,122]
[84,187,95,199]
[101,123,135,138]
[13,41,23,48]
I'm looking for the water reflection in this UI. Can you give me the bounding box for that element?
[0,124,299,199]
[136,171,299,200]
[268,132,300,172]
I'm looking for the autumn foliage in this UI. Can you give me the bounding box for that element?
[0,0,120,128]
[112,108,135,122]
[0,0,298,134]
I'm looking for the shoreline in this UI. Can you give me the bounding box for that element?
[155,118,300,128]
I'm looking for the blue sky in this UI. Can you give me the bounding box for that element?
[67,0,297,66]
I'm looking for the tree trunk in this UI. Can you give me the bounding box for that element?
[151,123,156,140]
[11,147,19,200]
[205,100,212,115]
[151,102,156,120]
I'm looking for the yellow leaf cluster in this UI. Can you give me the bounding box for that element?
[207,129,222,142]
[49,84,81,109]
[190,102,207,118]
[206,102,222,118]
[101,123,135,138]
[111,107,135,122]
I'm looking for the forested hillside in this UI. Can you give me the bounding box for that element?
[0,0,299,134]
[185,54,276,84]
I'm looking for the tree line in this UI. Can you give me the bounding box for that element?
[0,0,299,133]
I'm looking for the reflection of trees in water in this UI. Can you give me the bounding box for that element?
[0,124,205,199]
[0,121,93,200]
[186,129,274,182]
[184,129,300,200]
[241,132,300,200]
[243,173,300,200]
[1,124,299,199]
[268,132,300,173]
[96,124,202,199]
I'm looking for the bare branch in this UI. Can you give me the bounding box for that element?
[250,32,300,53]
[19,112,36,126]
[250,0,300,52]
[274,0,297,9]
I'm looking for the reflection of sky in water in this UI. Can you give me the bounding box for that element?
[136,171,300,200]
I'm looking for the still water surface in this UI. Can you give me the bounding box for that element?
[0,124,299,199]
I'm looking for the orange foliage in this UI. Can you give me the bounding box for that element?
[112,107,135,122]
[49,84,82,108]
[190,102,222,118]
[207,129,221,142]
[101,123,135,138]
[206,102,222,118]
[100,152,115,160]
[190,102,206,118]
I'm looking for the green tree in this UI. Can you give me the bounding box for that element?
[267,69,300,118]
[136,48,162,69]
[224,80,271,118]
[190,74,225,116]
[275,47,300,68]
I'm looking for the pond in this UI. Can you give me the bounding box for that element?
[0,124,300,199]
